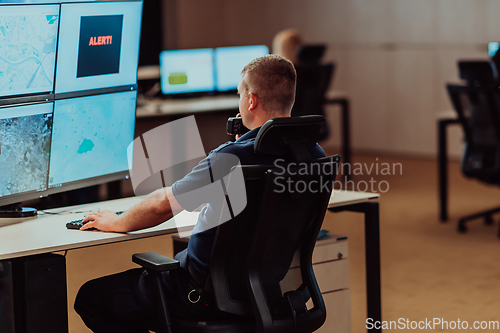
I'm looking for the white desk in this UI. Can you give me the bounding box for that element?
[328,190,381,333]
[329,190,378,208]
[136,91,350,119]
[437,110,460,221]
[135,92,352,170]
[0,190,380,332]
[0,196,197,261]
[0,191,377,261]
[136,96,239,118]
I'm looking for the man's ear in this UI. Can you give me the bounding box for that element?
[248,92,259,111]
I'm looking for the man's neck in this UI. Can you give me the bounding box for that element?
[248,111,290,130]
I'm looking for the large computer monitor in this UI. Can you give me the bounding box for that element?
[47,91,136,193]
[214,45,269,91]
[54,1,142,97]
[0,102,53,206]
[0,1,142,217]
[159,48,215,95]
[0,4,59,101]
[0,90,137,211]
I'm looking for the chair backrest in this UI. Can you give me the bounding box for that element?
[291,64,334,141]
[296,44,326,65]
[447,61,500,182]
[208,116,340,333]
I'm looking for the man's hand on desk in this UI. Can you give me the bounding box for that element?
[80,187,184,233]
[80,210,122,232]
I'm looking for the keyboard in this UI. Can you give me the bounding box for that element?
[66,211,125,230]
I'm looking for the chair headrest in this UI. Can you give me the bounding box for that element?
[296,44,326,64]
[254,116,325,162]
[458,60,498,86]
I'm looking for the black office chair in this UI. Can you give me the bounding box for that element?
[132,116,341,332]
[291,45,335,141]
[446,60,500,235]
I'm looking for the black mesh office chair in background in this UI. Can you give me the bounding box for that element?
[291,45,335,141]
[446,60,500,235]
[132,116,340,332]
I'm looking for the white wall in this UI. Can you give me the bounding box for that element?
[167,0,498,157]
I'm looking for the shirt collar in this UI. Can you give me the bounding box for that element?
[237,127,261,141]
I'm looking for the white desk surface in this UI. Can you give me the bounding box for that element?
[0,191,377,261]
[437,109,456,120]
[136,95,239,118]
[135,89,350,118]
[325,90,349,100]
[0,196,198,261]
[328,190,379,208]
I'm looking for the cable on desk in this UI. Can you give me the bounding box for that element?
[38,208,100,216]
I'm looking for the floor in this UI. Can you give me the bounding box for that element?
[64,153,500,332]
[321,154,500,332]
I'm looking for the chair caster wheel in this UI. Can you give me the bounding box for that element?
[458,221,467,233]
[484,215,494,225]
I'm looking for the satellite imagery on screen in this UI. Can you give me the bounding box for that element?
[0,6,59,97]
[48,91,136,187]
[0,108,53,197]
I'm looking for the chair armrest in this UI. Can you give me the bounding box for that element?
[132,252,180,272]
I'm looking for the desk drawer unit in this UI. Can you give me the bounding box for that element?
[280,234,351,333]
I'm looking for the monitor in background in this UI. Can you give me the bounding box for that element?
[0,102,53,208]
[54,1,142,97]
[48,90,137,192]
[488,42,500,79]
[488,42,499,58]
[160,48,215,95]
[0,4,59,99]
[214,45,269,92]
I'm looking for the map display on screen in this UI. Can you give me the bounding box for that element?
[0,4,59,97]
[48,91,136,187]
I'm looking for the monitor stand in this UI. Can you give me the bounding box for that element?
[0,203,37,218]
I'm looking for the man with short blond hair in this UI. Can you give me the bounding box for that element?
[239,54,297,117]
[74,54,325,333]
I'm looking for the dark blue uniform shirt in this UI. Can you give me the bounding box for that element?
[171,127,326,277]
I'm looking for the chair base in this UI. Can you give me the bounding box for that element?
[457,205,500,237]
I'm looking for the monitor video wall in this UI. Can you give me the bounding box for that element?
[0,0,143,207]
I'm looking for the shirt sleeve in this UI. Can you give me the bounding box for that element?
[171,148,242,212]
